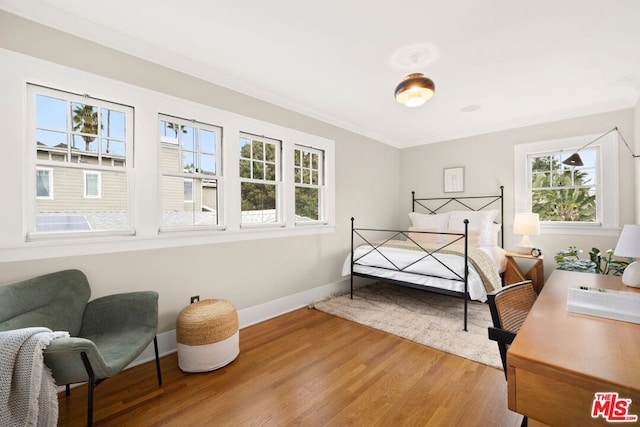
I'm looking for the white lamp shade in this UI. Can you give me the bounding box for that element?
[513,213,540,236]
[614,224,640,258]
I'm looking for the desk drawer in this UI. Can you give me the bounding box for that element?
[509,368,640,426]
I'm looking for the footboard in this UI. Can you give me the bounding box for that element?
[350,217,470,330]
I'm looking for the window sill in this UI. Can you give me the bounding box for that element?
[3,224,336,263]
[541,223,620,237]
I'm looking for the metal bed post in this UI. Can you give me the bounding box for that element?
[500,185,504,248]
[463,219,469,332]
[350,217,355,299]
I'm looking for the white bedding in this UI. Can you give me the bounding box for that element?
[342,244,506,302]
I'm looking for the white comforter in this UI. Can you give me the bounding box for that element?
[342,244,505,302]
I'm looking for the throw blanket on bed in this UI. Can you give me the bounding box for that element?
[358,240,502,293]
[0,327,62,427]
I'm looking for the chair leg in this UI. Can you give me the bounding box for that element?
[81,352,96,427]
[65,384,70,396]
[153,336,162,386]
[521,415,528,426]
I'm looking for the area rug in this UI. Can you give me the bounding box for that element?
[312,283,502,369]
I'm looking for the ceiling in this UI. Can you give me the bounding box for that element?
[2,0,640,148]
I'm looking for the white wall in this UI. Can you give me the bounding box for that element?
[399,110,637,279]
[0,11,400,332]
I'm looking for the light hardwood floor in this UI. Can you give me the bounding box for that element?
[58,308,523,426]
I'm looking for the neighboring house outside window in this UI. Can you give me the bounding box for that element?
[159,116,222,230]
[294,145,325,222]
[514,131,619,236]
[28,84,133,236]
[239,133,281,225]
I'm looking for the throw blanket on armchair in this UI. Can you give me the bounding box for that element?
[0,327,65,427]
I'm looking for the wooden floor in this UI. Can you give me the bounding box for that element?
[58,308,523,426]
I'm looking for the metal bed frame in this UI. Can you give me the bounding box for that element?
[350,186,504,331]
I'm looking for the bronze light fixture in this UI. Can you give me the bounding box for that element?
[562,127,639,167]
[394,73,435,107]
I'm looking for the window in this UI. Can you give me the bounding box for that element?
[28,84,133,236]
[529,148,598,222]
[184,179,194,203]
[239,133,281,225]
[84,171,101,198]
[159,115,222,229]
[514,131,619,235]
[36,167,53,199]
[294,146,324,222]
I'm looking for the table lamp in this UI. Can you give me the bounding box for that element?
[513,213,540,250]
[614,224,640,287]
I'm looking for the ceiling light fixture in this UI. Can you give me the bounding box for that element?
[562,127,639,167]
[394,73,435,108]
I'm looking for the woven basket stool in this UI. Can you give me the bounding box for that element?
[176,299,239,373]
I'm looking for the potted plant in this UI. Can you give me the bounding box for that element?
[554,246,629,275]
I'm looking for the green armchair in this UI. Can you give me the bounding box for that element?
[0,269,162,426]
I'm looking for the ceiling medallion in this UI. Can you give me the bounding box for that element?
[389,43,440,70]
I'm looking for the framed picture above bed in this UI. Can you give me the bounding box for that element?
[444,167,464,193]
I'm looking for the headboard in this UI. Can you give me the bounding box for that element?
[411,186,504,248]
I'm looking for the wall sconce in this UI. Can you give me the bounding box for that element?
[614,224,640,287]
[394,73,435,107]
[513,212,540,249]
[562,127,639,167]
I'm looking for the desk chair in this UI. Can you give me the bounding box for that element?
[487,280,537,427]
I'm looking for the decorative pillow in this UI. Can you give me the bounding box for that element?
[407,226,442,244]
[408,212,449,231]
[447,210,499,246]
[442,229,482,247]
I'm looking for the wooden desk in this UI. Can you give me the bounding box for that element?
[507,270,640,426]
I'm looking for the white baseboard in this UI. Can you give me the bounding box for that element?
[128,277,353,368]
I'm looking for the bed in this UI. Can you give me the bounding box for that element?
[344,187,506,331]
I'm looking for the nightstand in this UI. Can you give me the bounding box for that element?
[504,251,545,294]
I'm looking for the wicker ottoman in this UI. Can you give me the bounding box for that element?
[176,299,239,373]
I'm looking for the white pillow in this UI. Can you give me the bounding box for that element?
[408,212,449,231]
[486,223,502,247]
[447,210,499,246]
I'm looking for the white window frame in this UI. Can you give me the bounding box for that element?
[158,114,223,232]
[514,131,619,236]
[36,167,53,200]
[83,170,101,198]
[294,144,325,224]
[26,84,134,240]
[238,132,283,227]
